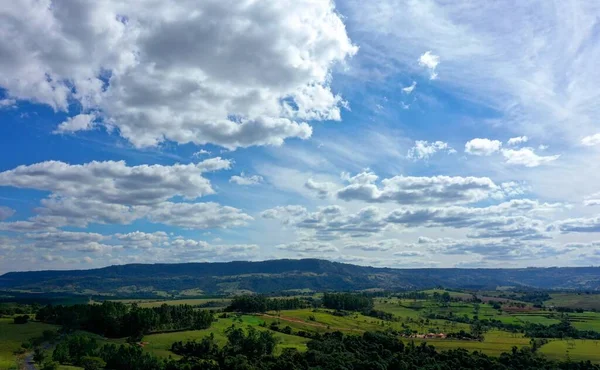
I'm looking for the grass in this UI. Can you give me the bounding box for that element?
[539,339,600,363]
[0,318,59,370]
[546,293,600,311]
[411,330,530,357]
[142,314,308,359]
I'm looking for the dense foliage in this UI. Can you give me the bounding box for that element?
[36,301,213,338]
[226,295,308,313]
[50,328,600,370]
[322,293,374,311]
[524,320,600,340]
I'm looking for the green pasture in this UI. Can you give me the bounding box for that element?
[0,317,59,370]
[546,293,600,311]
[142,314,308,359]
[412,330,530,357]
[539,339,600,363]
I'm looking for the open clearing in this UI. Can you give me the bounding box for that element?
[0,318,58,370]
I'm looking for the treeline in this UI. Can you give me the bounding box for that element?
[42,327,600,370]
[524,320,600,340]
[226,295,309,313]
[36,301,213,338]
[322,293,374,311]
[0,302,39,316]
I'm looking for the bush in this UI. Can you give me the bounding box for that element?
[81,356,107,370]
[13,315,30,324]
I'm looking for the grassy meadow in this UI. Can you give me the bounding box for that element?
[0,317,58,370]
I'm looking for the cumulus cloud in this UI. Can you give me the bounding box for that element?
[584,192,600,206]
[304,178,337,199]
[0,0,357,149]
[23,230,112,252]
[0,206,15,221]
[549,216,600,233]
[0,159,230,205]
[336,172,500,205]
[582,133,600,147]
[229,172,264,186]
[115,231,169,249]
[418,51,440,79]
[507,136,528,146]
[502,148,560,167]
[0,159,252,230]
[53,113,96,133]
[465,138,502,156]
[147,202,253,229]
[262,198,561,242]
[407,140,454,160]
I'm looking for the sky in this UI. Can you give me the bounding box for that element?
[1,0,600,273]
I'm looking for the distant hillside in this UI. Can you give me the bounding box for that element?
[1,259,599,295]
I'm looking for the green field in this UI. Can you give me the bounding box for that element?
[4,290,600,366]
[546,293,600,310]
[0,318,59,370]
[540,339,600,362]
[142,314,309,359]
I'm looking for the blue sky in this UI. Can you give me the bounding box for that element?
[2,0,600,273]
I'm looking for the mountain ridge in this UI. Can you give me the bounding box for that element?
[1,258,599,294]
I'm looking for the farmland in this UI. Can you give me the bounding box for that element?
[2,289,600,369]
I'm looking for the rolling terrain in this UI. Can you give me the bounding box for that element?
[1,259,600,296]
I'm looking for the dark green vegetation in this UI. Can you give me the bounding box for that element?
[2,259,600,296]
[36,301,213,339]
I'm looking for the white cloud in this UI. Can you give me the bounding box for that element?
[402,81,417,94]
[147,202,252,229]
[0,206,15,221]
[0,159,253,230]
[276,241,338,253]
[407,140,453,160]
[229,172,264,186]
[0,99,16,109]
[581,133,600,147]
[304,178,337,199]
[53,114,96,134]
[549,216,600,233]
[115,231,169,249]
[418,51,440,79]
[502,148,560,167]
[0,159,230,205]
[507,136,528,146]
[0,0,357,149]
[465,138,502,156]
[192,149,211,157]
[584,192,600,206]
[335,172,500,205]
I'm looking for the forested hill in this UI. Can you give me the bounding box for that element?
[1,259,599,294]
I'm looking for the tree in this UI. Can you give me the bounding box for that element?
[33,347,46,365]
[13,315,30,324]
[81,356,107,370]
[41,361,59,370]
